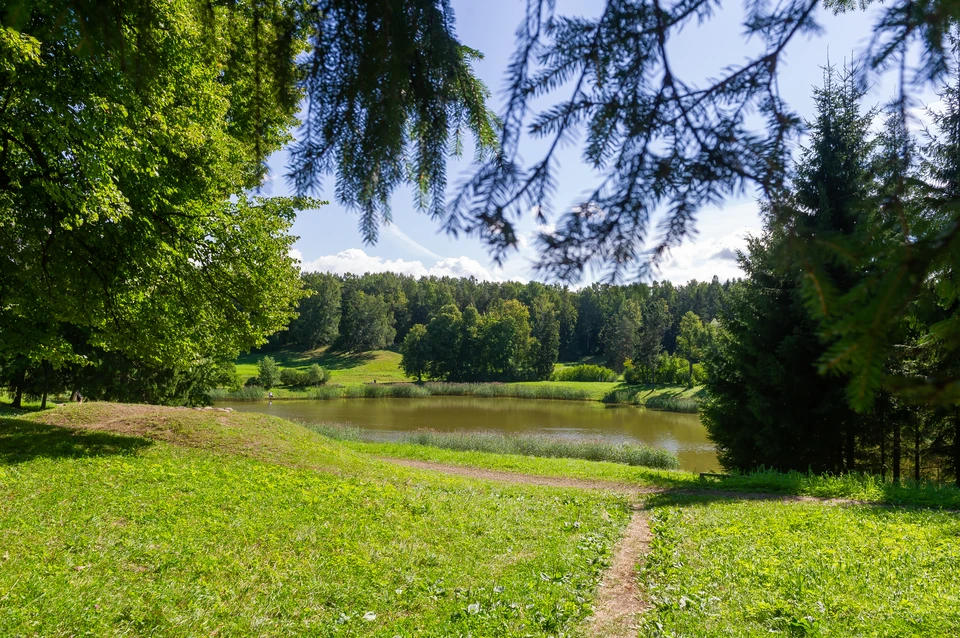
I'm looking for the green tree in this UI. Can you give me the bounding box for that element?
[676,312,707,387]
[425,304,464,381]
[636,299,671,386]
[400,324,430,382]
[257,357,280,391]
[306,364,329,386]
[339,292,397,352]
[290,273,342,349]
[602,300,643,373]
[529,296,560,380]
[478,299,534,381]
[703,66,873,473]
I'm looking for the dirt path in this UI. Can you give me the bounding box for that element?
[382,457,661,493]
[586,506,652,637]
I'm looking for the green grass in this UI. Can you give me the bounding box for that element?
[3,402,960,635]
[232,349,703,411]
[0,404,629,636]
[638,494,960,636]
[344,440,960,509]
[398,430,680,469]
[236,347,408,385]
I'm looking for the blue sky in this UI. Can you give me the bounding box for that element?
[267,0,927,285]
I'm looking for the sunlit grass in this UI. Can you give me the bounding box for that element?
[0,405,629,636]
[638,495,960,636]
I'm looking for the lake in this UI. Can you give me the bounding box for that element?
[219,397,719,472]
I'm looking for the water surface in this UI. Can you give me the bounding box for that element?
[219,397,718,472]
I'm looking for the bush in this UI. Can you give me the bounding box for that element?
[257,356,280,390]
[244,376,262,387]
[622,359,643,385]
[551,364,618,382]
[279,368,311,387]
[306,364,329,386]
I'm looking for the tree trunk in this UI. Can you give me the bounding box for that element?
[954,407,959,489]
[846,421,855,471]
[893,419,902,484]
[880,421,887,480]
[11,361,26,408]
[914,422,921,483]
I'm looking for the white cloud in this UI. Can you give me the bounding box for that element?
[654,227,756,283]
[298,248,503,281]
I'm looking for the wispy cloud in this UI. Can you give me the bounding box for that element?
[296,248,503,281]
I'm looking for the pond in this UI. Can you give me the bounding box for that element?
[220,397,719,472]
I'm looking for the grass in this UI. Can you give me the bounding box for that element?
[235,346,408,385]
[212,378,703,411]
[343,440,960,509]
[399,430,681,469]
[0,404,629,636]
[2,402,960,635]
[638,494,960,636]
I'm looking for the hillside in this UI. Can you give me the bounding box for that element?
[1,404,959,636]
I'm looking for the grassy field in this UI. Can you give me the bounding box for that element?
[236,347,408,385]
[1,403,959,635]
[0,404,629,636]
[227,349,703,410]
[639,495,960,636]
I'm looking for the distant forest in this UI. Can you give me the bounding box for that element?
[268,272,731,382]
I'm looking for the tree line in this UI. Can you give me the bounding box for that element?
[267,272,730,382]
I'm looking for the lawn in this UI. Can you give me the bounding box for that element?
[0,404,628,636]
[4,403,958,636]
[236,347,409,385]
[638,494,960,636]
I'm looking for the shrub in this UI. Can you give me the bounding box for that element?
[279,368,311,387]
[622,359,643,385]
[551,364,618,382]
[306,364,329,386]
[244,376,262,387]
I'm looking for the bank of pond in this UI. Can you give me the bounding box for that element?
[209,381,703,413]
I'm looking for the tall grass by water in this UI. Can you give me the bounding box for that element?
[210,382,594,402]
[400,430,681,470]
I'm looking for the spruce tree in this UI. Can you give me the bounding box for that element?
[703,65,874,472]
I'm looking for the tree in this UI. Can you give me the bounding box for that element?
[425,304,464,381]
[636,299,671,386]
[0,3,308,395]
[290,274,342,349]
[306,364,329,386]
[602,300,643,373]
[258,357,280,391]
[529,296,560,380]
[339,292,397,352]
[702,66,874,473]
[676,312,707,387]
[478,299,534,381]
[400,324,430,382]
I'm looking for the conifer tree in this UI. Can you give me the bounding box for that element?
[703,65,874,472]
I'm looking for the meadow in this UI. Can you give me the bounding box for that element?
[1,403,958,636]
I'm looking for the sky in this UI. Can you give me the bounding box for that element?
[266,0,931,286]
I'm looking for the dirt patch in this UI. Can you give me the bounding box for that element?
[381,457,660,493]
[587,506,652,637]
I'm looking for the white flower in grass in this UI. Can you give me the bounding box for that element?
[467,603,480,615]
[363,612,376,622]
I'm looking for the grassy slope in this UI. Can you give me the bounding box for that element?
[5,404,959,636]
[0,405,628,636]
[236,347,409,385]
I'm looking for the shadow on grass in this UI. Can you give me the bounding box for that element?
[237,348,377,371]
[0,418,152,465]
